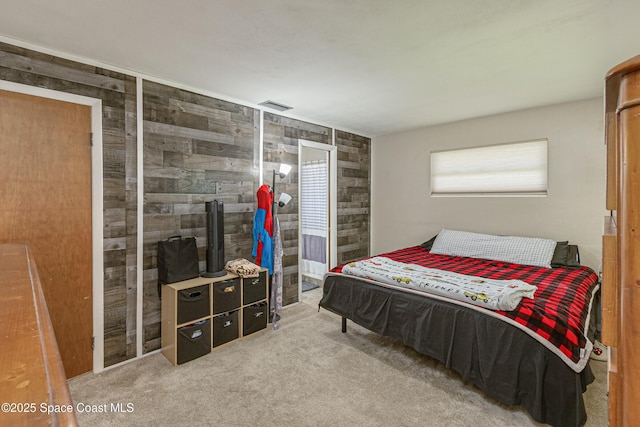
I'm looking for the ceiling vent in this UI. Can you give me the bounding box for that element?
[258,100,293,112]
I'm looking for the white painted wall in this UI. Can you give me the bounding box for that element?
[371,98,605,270]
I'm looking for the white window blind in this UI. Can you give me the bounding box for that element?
[301,160,328,231]
[430,139,548,196]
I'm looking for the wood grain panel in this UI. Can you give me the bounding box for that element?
[0,90,92,378]
[0,50,125,92]
[0,41,138,368]
[335,130,371,265]
[142,80,258,351]
[604,54,640,427]
[618,104,640,426]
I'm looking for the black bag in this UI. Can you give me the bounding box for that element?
[157,236,200,298]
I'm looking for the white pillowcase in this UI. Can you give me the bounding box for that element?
[430,229,557,268]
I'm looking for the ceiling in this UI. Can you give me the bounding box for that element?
[1,0,639,137]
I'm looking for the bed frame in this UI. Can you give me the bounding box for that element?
[320,271,596,427]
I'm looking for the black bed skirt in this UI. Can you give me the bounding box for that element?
[319,274,595,427]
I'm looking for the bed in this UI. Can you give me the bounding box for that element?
[319,230,600,427]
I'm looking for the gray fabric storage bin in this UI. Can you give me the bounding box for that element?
[177,319,211,365]
[243,302,267,336]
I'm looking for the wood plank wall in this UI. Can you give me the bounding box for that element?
[0,41,371,363]
[336,130,371,264]
[0,42,138,367]
[142,81,259,352]
[263,113,331,305]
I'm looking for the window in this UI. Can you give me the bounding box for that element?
[430,139,548,196]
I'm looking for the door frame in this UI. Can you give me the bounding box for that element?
[0,80,105,373]
[297,139,337,301]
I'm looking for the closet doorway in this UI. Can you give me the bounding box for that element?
[0,83,104,377]
[298,140,336,301]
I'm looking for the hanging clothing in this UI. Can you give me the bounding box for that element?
[252,184,274,274]
[271,216,284,328]
[256,183,273,236]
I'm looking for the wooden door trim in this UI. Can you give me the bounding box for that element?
[0,80,105,373]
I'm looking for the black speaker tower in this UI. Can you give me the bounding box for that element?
[202,200,226,278]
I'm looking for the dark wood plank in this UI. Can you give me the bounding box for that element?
[142,80,259,352]
[335,130,371,265]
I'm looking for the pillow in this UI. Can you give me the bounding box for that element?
[430,229,557,268]
[550,241,569,267]
[425,236,577,267]
[566,244,581,267]
[550,241,582,267]
[420,235,438,250]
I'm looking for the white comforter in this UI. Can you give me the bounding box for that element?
[342,257,537,311]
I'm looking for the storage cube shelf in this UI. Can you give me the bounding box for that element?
[161,269,268,365]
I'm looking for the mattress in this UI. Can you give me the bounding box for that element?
[319,245,600,427]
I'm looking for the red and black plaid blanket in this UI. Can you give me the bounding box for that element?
[331,245,599,370]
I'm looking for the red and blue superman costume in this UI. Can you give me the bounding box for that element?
[252,184,274,274]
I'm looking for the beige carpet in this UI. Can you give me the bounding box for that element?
[68,293,607,426]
